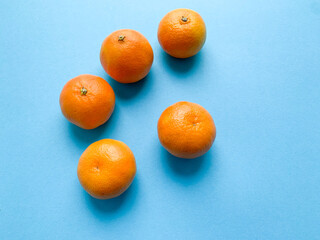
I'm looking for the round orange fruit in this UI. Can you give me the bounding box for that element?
[158,8,206,58]
[59,74,115,130]
[77,139,136,199]
[158,101,216,159]
[100,29,154,83]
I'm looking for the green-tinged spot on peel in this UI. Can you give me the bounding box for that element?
[80,87,88,96]
[181,16,188,22]
[118,35,126,41]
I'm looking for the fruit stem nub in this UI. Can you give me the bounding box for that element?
[80,86,88,96]
[181,16,188,22]
[118,35,126,41]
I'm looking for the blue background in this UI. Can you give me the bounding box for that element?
[1,0,320,239]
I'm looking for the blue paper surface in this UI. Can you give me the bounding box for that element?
[1,0,320,239]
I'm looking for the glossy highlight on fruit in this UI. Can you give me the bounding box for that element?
[158,101,216,159]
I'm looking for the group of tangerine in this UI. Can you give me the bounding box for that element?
[59,9,216,200]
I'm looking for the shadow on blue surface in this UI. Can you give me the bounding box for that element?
[67,105,119,148]
[164,151,206,175]
[161,50,202,75]
[84,177,139,216]
[105,70,154,100]
[160,146,217,185]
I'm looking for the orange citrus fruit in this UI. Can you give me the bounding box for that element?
[158,101,216,159]
[158,8,206,58]
[77,139,136,199]
[59,74,115,130]
[100,29,154,83]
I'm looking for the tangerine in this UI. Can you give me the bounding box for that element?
[77,139,136,199]
[158,101,216,159]
[59,74,115,129]
[100,29,154,83]
[158,9,206,58]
